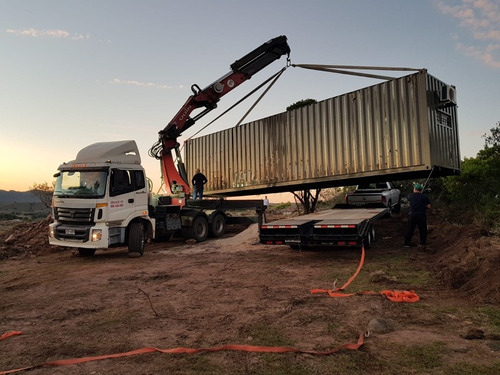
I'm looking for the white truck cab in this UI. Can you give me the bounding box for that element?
[49,141,155,256]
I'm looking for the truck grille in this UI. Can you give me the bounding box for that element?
[54,224,91,242]
[54,207,95,224]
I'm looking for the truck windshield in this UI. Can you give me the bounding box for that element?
[54,170,108,198]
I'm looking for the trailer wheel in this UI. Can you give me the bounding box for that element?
[363,231,372,249]
[191,216,209,242]
[209,213,225,238]
[78,248,96,257]
[371,226,376,242]
[128,222,145,256]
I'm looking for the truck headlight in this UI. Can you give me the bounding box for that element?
[49,226,55,238]
[91,229,102,242]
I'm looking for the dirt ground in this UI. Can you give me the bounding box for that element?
[1,209,499,374]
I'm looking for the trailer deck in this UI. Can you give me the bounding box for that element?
[260,207,387,248]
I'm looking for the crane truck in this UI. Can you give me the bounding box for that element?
[48,36,291,256]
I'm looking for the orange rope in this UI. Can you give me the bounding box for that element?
[0,333,365,374]
[310,246,419,303]
[0,331,22,341]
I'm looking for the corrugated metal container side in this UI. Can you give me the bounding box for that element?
[184,70,460,196]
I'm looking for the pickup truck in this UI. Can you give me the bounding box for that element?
[345,182,401,214]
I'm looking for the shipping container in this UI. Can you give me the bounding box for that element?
[184,70,460,196]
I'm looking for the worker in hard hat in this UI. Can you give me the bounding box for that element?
[404,183,431,250]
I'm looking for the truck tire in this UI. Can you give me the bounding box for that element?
[190,215,208,242]
[386,200,393,217]
[393,199,402,213]
[128,222,145,255]
[78,248,96,257]
[209,213,225,238]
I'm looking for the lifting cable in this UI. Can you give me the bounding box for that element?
[181,66,288,148]
[310,245,420,303]
[292,63,422,80]
[0,331,365,374]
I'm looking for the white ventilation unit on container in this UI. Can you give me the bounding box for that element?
[440,85,457,106]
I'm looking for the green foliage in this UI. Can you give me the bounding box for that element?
[271,202,293,210]
[0,213,21,220]
[441,121,500,231]
[286,98,317,112]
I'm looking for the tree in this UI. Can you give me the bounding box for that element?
[286,98,317,112]
[29,182,54,208]
[483,121,500,151]
[292,189,321,215]
[441,121,500,229]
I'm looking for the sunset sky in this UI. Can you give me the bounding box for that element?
[1,0,499,197]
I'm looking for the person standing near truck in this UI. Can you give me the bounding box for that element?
[404,183,431,249]
[192,168,207,199]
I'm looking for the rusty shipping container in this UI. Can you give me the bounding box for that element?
[184,70,460,196]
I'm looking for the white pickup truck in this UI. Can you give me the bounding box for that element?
[345,182,401,214]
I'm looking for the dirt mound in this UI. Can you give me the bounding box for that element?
[0,216,62,260]
[429,220,500,305]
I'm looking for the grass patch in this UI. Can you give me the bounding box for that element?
[319,351,391,375]
[477,306,500,333]
[434,305,500,334]
[444,361,500,375]
[322,251,433,293]
[246,323,294,347]
[397,341,446,371]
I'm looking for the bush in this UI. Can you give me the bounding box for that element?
[441,122,500,232]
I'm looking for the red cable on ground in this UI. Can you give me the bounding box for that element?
[0,332,21,341]
[310,246,420,303]
[0,333,365,374]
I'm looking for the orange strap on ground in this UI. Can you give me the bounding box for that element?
[0,331,22,341]
[310,246,419,303]
[0,333,365,374]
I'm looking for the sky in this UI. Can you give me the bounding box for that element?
[1,0,499,195]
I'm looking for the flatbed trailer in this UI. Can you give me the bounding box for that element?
[260,206,387,249]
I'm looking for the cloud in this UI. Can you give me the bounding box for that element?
[437,0,500,68]
[6,28,90,40]
[111,78,183,90]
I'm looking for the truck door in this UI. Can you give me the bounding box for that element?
[109,169,140,223]
[130,170,148,210]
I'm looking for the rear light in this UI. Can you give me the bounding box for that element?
[382,196,387,204]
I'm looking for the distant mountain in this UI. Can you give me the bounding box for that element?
[0,190,42,204]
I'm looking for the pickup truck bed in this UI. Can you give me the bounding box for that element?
[345,182,401,213]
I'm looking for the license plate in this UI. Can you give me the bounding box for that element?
[65,229,75,235]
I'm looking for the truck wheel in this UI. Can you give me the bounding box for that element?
[394,199,402,213]
[386,201,393,217]
[191,216,208,242]
[128,222,145,255]
[209,213,225,237]
[78,248,96,257]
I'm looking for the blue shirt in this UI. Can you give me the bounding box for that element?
[407,192,431,215]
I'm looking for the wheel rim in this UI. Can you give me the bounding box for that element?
[196,221,207,238]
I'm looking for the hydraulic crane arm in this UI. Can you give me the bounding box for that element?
[150,35,291,201]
